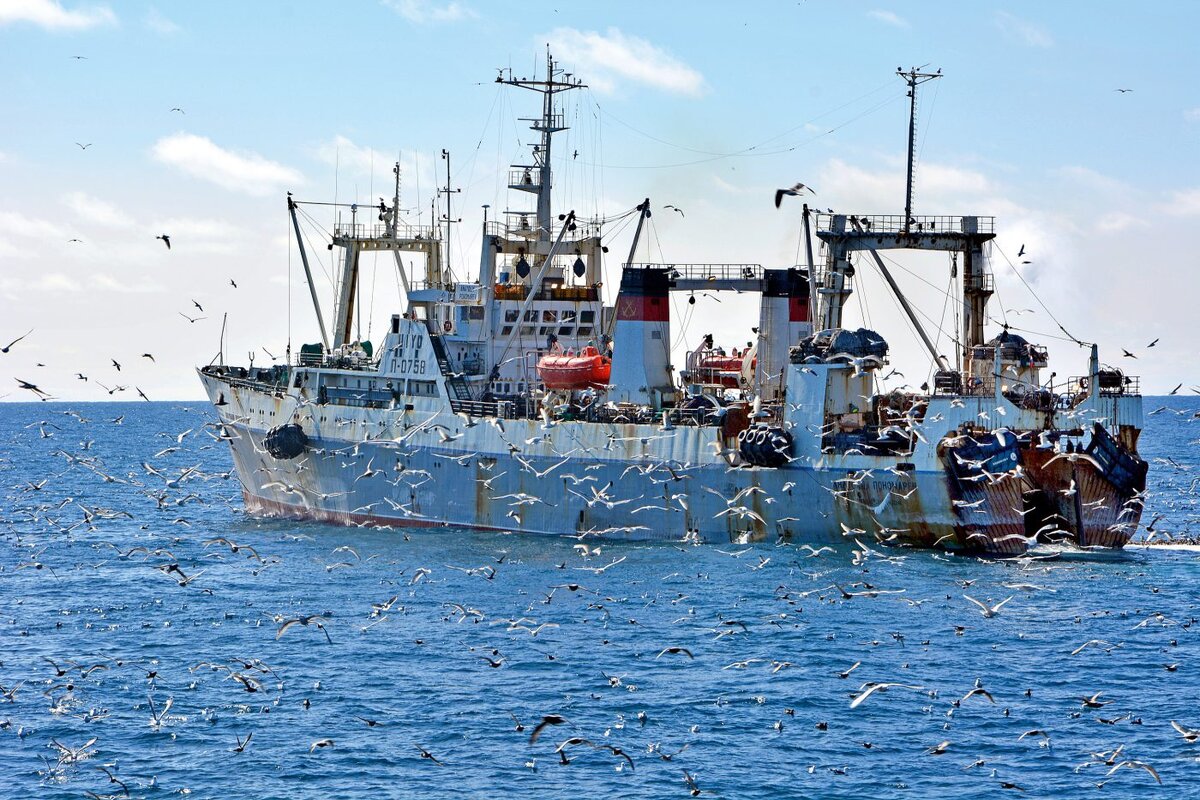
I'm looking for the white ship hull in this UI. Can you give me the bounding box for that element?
[200,368,1144,553]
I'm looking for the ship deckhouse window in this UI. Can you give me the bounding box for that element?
[562,310,577,322]
[650,331,662,340]
[520,325,535,336]
[505,309,520,323]
[580,310,595,323]
[542,310,558,322]
[578,326,593,336]
[558,326,573,336]
[539,326,553,336]
[501,325,513,336]
[523,310,538,322]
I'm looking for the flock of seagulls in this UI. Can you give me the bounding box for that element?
[1,263,241,398]
[0,53,1190,797]
[0,389,1196,796]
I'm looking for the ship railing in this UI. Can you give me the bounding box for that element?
[578,403,719,428]
[332,221,438,242]
[484,220,602,240]
[932,375,997,397]
[449,398,501,417]
[1067,374,1140,397]
[407,279,462,292]
[490,283,600,302]
[816,214,995,235]
[507,168,543,190]
[224,372,288,398]
[632,263,764,281]
[290,353,378,372]
[964,273,995,293]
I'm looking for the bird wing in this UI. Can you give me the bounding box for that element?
[275,618,301,639]
[963,595,988,613]
[850,683,883,709]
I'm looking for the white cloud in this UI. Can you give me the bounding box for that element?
[1094,211,1147,233]
[545,27,705,97]
[147,216,250,255]
[62,191,134,228]
[994,11,1053,48]
[151,133,303,196]
[816,158,991,213]
[315,135,395,177]
[0,0,115,29]
[1162,187,1200,216]
[313,136,435,207]
[711,175,756,195]
[382,0,473,23]
[0,210,69,240]
[89,273,163,293]
[35,272,83,292]
[1052,165,1129,196]
[868,10,909,29]
[143,7,178,34]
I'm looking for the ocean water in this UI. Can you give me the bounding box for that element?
[1,398,1197,799]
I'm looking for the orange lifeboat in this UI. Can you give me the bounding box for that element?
[695,353,754,388]
[536,346,611,390]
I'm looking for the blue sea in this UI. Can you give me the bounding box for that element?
[1,398,1197,799]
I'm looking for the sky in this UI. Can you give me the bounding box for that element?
[1,0,1198,401]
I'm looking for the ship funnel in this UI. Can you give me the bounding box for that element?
[608,266,674,407]
[756,268,812,401]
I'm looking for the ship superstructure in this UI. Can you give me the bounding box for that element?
[199,57,1147,555]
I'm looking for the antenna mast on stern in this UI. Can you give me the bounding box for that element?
[897,66,941,233]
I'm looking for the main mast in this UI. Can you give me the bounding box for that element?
[496,49,585,247]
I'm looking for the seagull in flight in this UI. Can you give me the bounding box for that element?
[157,234,171,249]
[964,595,1013,618]
[75,142,92,150]
[2,329,33,353]
[170,107,185,114]
[775,182,815,207]
[1114,88,1133,93]
[664,204,685,217]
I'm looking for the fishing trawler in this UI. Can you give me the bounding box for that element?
[198,57,1147,555]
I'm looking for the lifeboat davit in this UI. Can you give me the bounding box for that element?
[536,346,611,390]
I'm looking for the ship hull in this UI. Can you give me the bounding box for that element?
[200,370,1143,555]
[205,387,1034,553]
